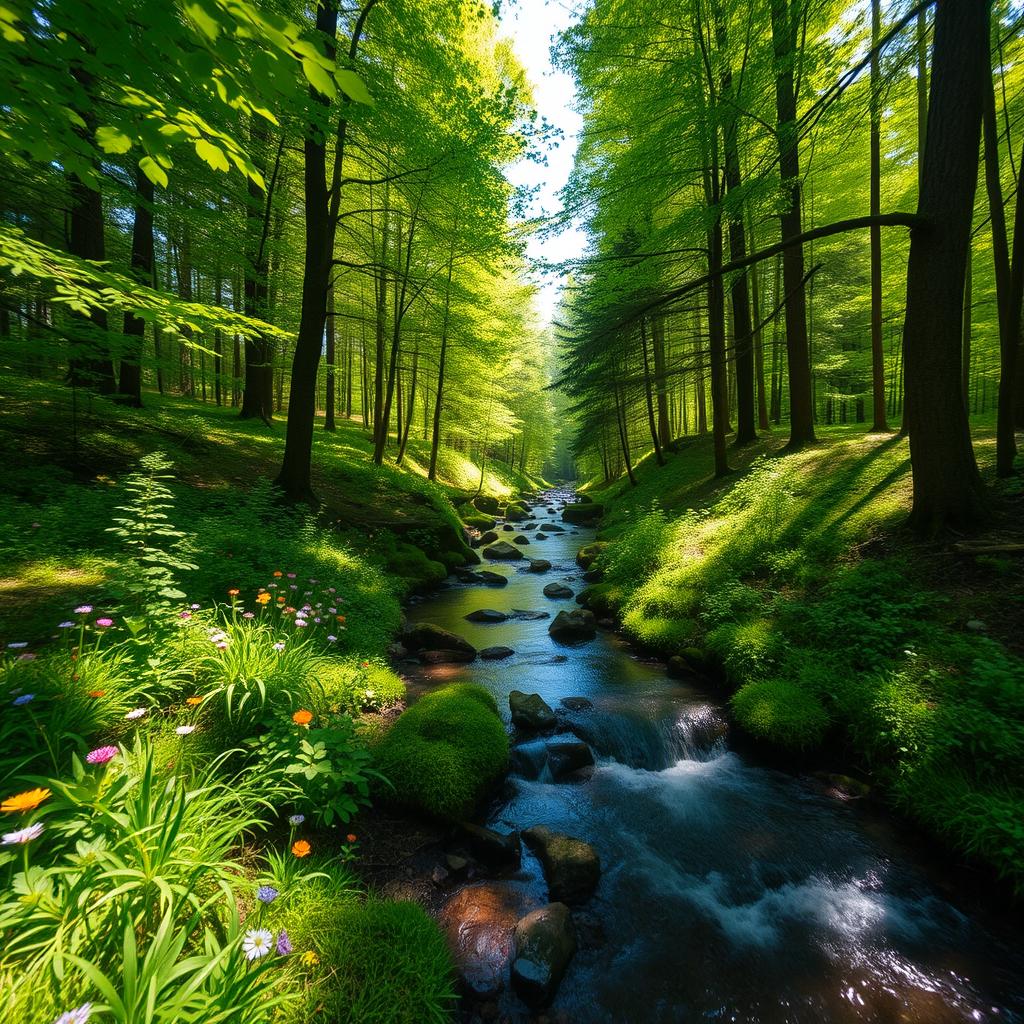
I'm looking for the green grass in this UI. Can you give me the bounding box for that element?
[589,421,1024,890]
[371,683,509,820]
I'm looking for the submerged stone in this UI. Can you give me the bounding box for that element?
[511,903,577,1008]
[522,826,601,904]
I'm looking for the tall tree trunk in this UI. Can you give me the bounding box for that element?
[770,0,815,448]
[868,0,888,431]
[397,339,418,464]
[651,315,672,447]
[324,282,336,431]
[428,240,456,481]
[119,165,153,407]
[903,0,987,534]
[640,318,666,465]
[612,379,637,486]
[749,217,770,431]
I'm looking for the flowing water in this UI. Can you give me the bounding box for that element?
[405,489,1024,1024]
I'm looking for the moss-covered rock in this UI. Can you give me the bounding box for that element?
[373,683,509,820]
[562,502,603,524]
[730,679,829,751]
[575,541,608,570]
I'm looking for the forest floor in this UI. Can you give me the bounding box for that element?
[581,418,1024,894]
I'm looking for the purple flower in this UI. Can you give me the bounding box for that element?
[12,693,35,706]
[6,642,27,649]
[74,605,93,615]
[86,745,118,765]
[294,620,308,628]
[288,814,305,826]
[276,930,292,955]
[328,607,337,614]
[53,1004,92,1024]
[58,621,74,629]
[215,641,228,649]
[3,822,44,845]
[95,618,113,628]
[257,884,279,904]
[179,610,192,620]
[286,573,296,579]
[327,635,337,643]
[190,603,200,610]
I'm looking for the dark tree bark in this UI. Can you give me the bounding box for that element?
[903,0,987,534]
[324,282,336,431]
[428,241,455,481]
[868,0,889,431]
[770,0,815,448]
[119,166,153,407]
[640,318,666,465]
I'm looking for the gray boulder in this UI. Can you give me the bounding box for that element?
[484,541,524,560]
[477,570,509,586]
[465,608,508,623]
[549,609,597,643]
[511,903,577,1008]
[480,645,515,660]
[522,826,601,904]
[509,690,557,732]
[543,582,574,599]
[527,558,552,573]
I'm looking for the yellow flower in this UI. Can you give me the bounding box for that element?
[2,787,51,813]
[301,950,319,967]
[186,696,204,706]
[256,592,271,605]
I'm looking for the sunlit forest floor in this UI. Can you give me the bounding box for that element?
[581,418,1024,891]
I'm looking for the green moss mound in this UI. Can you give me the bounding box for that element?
[312,658,406,716]
[276,882,455,1024]
[731,679,830,751]
[373,683,508,819]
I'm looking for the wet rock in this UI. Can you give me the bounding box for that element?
[666,655,697,679]
[484,541,524,560]
[582,568,603,583]
[813,772,872,800]
[506,508,529,522]
[522,523,537,531]
[534,533,548,541]
[446,853,470,874]
[522,826,601,904]
[432,864,451,886]
[466,608,508,623]
[509,609,550,621]
[511,903,577,1008]
[502,524,515,532]
[480,645,515,660]
[453,822,523,869]
[474,495,501,515]
[543,582,574,599]
[440,882,536,998]
[509,690,557,732]
[544,524,565,533]
[403,622,476,656]
[575,542,608,569]
[546,740,595,778]
[477,570,509,586]
[562,503,603,525]
[420,649,477,665]
[549,609,597,643]
[560,697,593,712]
[596,617,616,630]
[479,530,499,546]
[527,559,552,573]
[513,535,530,546]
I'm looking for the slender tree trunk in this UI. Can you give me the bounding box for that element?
[397,338,418,464]
[868,0,889,431]
[651,315,672,447]
[903,0,987,534]
[640,318,666,465]
[770,0,815,448]
[749,219,770,431]
[324,282,336,431]
[429,241,456,481]
[119,165,153,407]
[612,379,637,486]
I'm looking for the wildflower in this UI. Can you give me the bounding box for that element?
[292,709,313,725]
[53,1003,92,1024]
[276,596,285,604]
[327,635,337,643]
[257,593,271,605]
[273,571,283,577]
[242,611,254,620]
[291,840,311,858]
[186,696,204,706]
[87,690,105,698]
[216,641,228,649]
[175,725,196,736]
[179,610,192,620]
[86,746,118,765]
[313,617,322,624]
[294,619,308,628]
[288,814,305,826]
[276,930,293,955]
[2,789,50,821]
[210,631,227,643]
[74,605,93,615]
[273,641,285,652]
[256,884,279,904]
[328,607,337,614]
[287,573,296,579]
[58,621,74,629]
[125,708,146,720]
[7,641,27,649]
[228,588,239,596]
[12,693,36,706]
[328,587,336,594]
[242,928,274,961]
[2,822,44,844]
[301,950,319,967]
[338,616,347,623]
[94,618,113,628]
[289,584,297,591]
[365,689,375,700]
[361,661,370,669]
[346,833,357,844]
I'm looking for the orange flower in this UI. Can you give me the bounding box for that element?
[256,592,271,605]
[87,690,105,698]
[346,833,357,844]
[276,596,285,603]
[273,571,283,578]
[228,588,239,597]
[292,840,311,858]
[336,615,346,623]
[186,696,204,706]
[292,709,313,726]
[2,787,51,813]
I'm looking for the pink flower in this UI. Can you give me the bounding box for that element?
[95,618,113,628]
[179,611,192,620]
[86,745,118,765]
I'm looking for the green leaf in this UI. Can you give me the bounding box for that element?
[185,2,219,41]
[194,138,229,173]
[96,126,133,154]
[336,69,374,106]
[139,156,168,188]
[302,58,336,99]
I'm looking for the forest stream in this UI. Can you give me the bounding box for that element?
[404,489,1024,1024]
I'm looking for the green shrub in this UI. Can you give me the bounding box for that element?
[312,658,405,717]
[731,679,830,750]
[372,683,507,820]
[621,606,699,653]
[601,507,667,590]
[706,618,780,682]
[276,894,455,1024]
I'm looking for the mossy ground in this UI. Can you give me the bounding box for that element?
[587,419,1024,891]
[371,683,509,820]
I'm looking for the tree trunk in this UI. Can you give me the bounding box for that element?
[640,318,666,465]
[868,0,888,431]
[770,0,815,448]
[119,165,153,407]
[651,315,672,447]
[903,0,987,534]
[428,242,456,481]
[324,282,336,431]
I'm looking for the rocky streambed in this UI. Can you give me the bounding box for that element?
[391,488,1024,1024]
